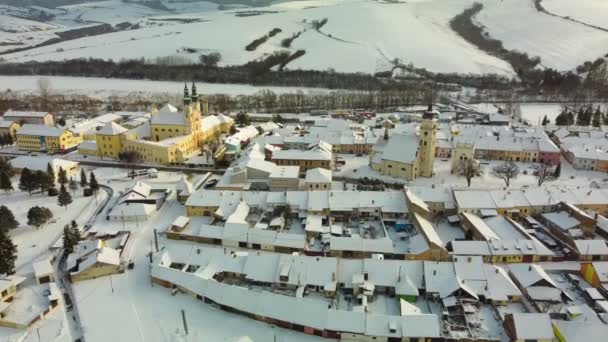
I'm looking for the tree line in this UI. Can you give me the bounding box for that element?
[554,105,607,127]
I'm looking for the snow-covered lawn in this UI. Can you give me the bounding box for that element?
[0,304,72,342]
[476,0,608,71]
[1,181,104,271]
[0,75,337,98]
[543,0,608,30]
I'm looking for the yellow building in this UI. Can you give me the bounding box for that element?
[0,120,20,138]
[369,111,437,180]
[96,122,129,159]
[417,111,437,177]
[87,84,233,165]
[16,124,81,153]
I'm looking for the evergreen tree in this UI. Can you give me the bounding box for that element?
[69,177,78,193]
[567,111,575,125]
[27,206,53,228]
[0,205,19,232]
[541,115,549,126]
[34,170,51,193]
[89,172,99,193]
[0,157,14,177]
[70,224,81,244]
[554,112,568,126]
[80,169,88,187]
[19,168,36,195]
[0,230,17,275]
[57,167,68,186]
[46,162,55,186]
[593,107,603,128]
[63,225,76,254]
[57,184,72,209]
[0,171,13,192]
[554,163,561,178]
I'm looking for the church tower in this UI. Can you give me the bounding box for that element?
[417,110,437,178]
[183,82,201,136]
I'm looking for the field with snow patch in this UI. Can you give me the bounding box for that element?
[475,0,608,71]
[543,0,608,30]
[0,0,516,76]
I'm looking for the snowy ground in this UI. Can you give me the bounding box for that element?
[475,0,608,71]
[0,75,337,98]
[0,179,103,271]
[543,0,608,30]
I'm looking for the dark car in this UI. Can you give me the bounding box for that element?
[204,179,218,188]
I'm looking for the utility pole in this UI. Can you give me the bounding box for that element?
[181,309,188,335]
[109,275,114,293]
[154,229,159,252]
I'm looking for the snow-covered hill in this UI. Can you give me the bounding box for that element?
[0,0,607,76]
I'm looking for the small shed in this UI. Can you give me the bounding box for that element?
[33,259,54,285]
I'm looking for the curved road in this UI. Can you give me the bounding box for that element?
[56,184,114,342]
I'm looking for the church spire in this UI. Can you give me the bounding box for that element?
[191,82,198,102]
[183,82,191,105]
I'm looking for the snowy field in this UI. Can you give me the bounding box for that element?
[543,0,608,30]
[0,0,513,76]
[475,0,608,71]
[0,75,337,97]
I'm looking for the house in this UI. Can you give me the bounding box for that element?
[0,280,60,330]
[503,313,554,342]
[16,124,81,153]
[509,264,562,304]
[272,142,333,173]
[10,155,79,180]
[581,262,608,295]
[269,166,300,191]
[2,110,54,126]
[33,259,54,285]
[0,275,25,302]
[304,167,332,191]
[175,176,193,204]
[107,181,170,222]
[0,120,20,138]
[68,244,123,283]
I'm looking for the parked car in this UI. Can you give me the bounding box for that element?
[204,179,218,188]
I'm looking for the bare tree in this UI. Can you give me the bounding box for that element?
[37,77,52,111]
[492,161,520,187]
[455,159,480,187]
[536,163,552,186]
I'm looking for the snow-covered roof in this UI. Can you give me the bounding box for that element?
[510,313,554,339]
[97,121,127,135]
[175,176,193,196]
[17,124,64,137]
[454,190,497,210]
[541,211,581,231]
[151,104,184,125]
[3,110,50,118]
[590,262,608,283]
[33,259,53,278]
[269,165,299,179]
[305,167,332,183]
[272,148,332,161]
[78,140,98,150]
[574,240,608,256]
[380,133,419,164]
[551,320,608,342]
[10,155,78,173]
[508,264,558,289]
[0,119,18,128]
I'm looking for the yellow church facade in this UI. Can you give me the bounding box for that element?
[87,84,233,165]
